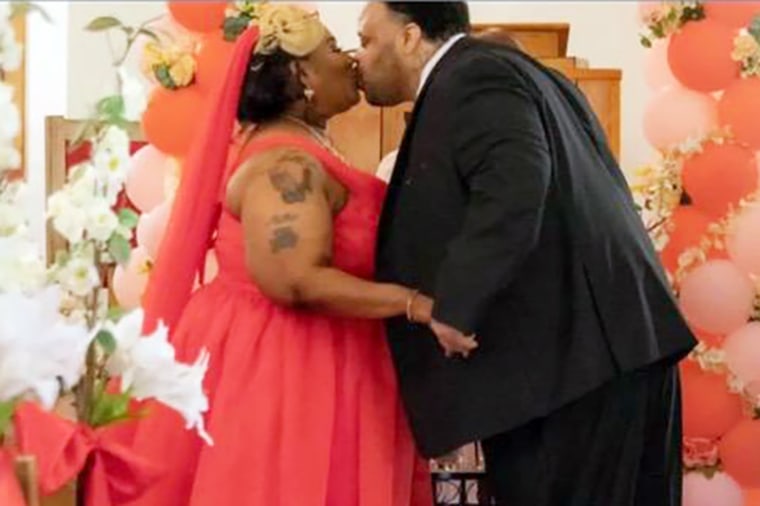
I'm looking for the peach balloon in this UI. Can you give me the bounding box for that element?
[683,472,744,506]
[668,20,741,92]
[681,142,758,218]
[112,247,152,310]
[681,361,744,439]
[679,260,754,334]
[126,145,172,213]
[644,39,678,91]
[136,201,172,260]
[728,204,760,276]
[720,419,760,488]
[141,87,204,157]
[719,78,760,150]
[643,86,718,150]
[705,1,760,29]
[724,322,760,385]
[195,32,235,93]
[168,2,226,33]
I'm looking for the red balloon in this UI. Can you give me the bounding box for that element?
[196,32,236,93]
[680,361,744,439]
[668,20,741,92]
[660,206,712,271]
[745,488,760,506]
[693,328,725,348]
[681,142,758,218]
[141,87,204,157]
[705,2,760,28]
[168,2,227,33]
[720,419,760,488]
[719,77,760,150]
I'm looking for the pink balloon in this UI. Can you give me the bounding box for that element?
[724,322,760,384]
[126,145,172,213]
[112,246,152,310]
[679,259,755,334]
[136,201,172,259]
[683,472,744,506]
[727,205,760,276]
[644,86,719,150]
[644,39,678,91]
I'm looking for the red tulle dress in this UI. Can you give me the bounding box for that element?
[125,133,432,506]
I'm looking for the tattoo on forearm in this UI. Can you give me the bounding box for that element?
[270,226,299,253]
[268,152,318,204]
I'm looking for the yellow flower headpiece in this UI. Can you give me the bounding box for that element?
[254,4,326,58]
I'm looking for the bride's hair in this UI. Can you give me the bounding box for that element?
[238,49,305,124]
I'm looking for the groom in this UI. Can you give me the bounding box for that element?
[356,3,696,505]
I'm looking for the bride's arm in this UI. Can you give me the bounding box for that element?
[233,147,432,322]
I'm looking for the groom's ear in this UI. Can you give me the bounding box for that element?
[399,22,423,56]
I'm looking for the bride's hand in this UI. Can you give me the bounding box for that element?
[409,293,434,325]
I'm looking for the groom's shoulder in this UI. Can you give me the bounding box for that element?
[441,37,533,88]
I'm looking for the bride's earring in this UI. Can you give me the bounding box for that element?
[304,88,315,102]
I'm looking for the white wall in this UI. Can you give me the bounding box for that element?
[25,2,69,248]
[62,1,653,172]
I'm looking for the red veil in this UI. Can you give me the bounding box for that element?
[141,27,260,333]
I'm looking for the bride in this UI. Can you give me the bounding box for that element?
[122,5,433,506]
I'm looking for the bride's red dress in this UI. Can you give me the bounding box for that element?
[124,133,432,506]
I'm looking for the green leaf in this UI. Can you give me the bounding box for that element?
[749,15,760,42]
[95,329,117,355]
[10,2,51,22]
[0,399,17,436]
[640,35,652,49]
[223,15,252,42]
[136,28,160,43]
[90,390,132,428]
[107,234,131,266]
[54,249,71,268]
[96,95,125,124]
[118,208,139,229]
[154,64,178,90]
[107,305,125,322]
[85,16,123,32]
[651,24,665,38]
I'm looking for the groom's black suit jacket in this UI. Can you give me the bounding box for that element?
[376,37,696,458]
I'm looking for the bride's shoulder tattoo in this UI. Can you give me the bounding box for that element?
[267,150,321,204]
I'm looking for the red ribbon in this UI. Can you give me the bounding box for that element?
[0,449,26,506]
[13,402,162,506]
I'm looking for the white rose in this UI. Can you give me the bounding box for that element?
[0,27,22,73]
[85,200,119,242]
[57,255,100,297]
[51,205,87,244]
[0,287,93,408]
[0,83,20,141]
[0,144,21,173]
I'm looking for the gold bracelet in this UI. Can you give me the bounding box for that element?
[406,289,420,323]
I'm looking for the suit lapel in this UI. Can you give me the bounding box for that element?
[376,37,473,249]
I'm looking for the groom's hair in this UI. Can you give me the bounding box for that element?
[384,2,470,42]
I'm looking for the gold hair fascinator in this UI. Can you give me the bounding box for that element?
[223,2,326,58]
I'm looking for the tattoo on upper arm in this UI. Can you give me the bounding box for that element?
[268,152,319,204]
[270,226,299,253]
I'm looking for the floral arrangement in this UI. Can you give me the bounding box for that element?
[639,1,705,48]
[0,7,212,504]
[731,16,760,78]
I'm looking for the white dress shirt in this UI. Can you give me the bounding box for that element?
[416,33,466,97]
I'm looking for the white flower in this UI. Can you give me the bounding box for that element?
[0,26,22,73]
[92,127,131,203]
[117,67,147,122]
[0,286,93,409]
[0,235,45,293]
[85,200,119,242]
[49,199,87,244]
[0,83,20,141]
[104,309,212,445]
[56,254,100,297]
[0,144,20,173]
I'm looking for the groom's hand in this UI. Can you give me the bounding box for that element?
[430,319,478,358]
